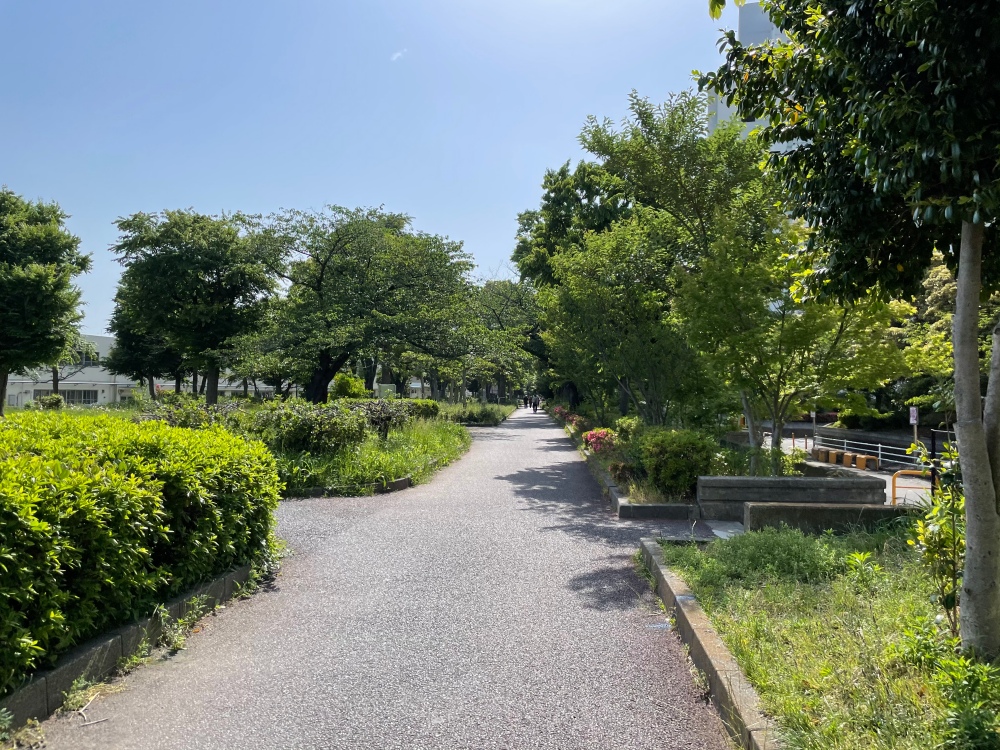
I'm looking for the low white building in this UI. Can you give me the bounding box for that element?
[5,334,272,408]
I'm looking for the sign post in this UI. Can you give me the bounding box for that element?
[909,406,919,447]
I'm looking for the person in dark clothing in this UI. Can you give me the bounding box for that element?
[532,395,539,413]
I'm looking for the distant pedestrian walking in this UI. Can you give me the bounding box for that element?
[532,395,539,413]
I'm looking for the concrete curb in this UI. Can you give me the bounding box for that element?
[284,475,413,499]
[0,564,253,730]
[639,539,783,750]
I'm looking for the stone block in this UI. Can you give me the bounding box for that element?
[827,450,842,464]
[841,452,856,467]
[45,634,122,712]
[744,502,916,534]
[817,448,829,462]
[0,676,48,727]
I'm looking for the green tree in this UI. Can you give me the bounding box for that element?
[544,213,709,425]
[0,189,89,416]
[111,210,276,404]
[676,190,905,472]
[257,207,473,403]
[702,0,1000,656]
[105,278,187,397]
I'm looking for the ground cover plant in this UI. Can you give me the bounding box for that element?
[659,525,1000,749]
[0,411,281,697]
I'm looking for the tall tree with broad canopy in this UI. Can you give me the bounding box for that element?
[106,275,188,397]
[0,189,89,416]
[254,207,473,403]
[111,210,276,405]
[702,0,1000,656]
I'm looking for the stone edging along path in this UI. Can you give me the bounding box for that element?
[0,564,253,730]
[638,540,783,750]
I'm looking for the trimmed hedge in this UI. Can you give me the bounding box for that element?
[0,412,280,696]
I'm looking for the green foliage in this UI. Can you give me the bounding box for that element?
[407,398,440,419]
[234,399,370,453]
[279,419,470,494]
[710,446,806,478]
[910,443,965,638]
[111,210,277,405]
[638,428,717,498]
[666,527,841,590]
[36,394,63,411]
[332,373,369,399]
[438,402,514,426]
[249,206,473,403]
[0,188,90,417]
[661,528,968,748]
[0,411,280,696]
[701,2,1000,297]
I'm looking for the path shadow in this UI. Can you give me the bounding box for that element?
[496,462,694,549]
[566,555,654,612]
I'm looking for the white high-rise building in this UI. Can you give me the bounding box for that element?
[707,2,781,135]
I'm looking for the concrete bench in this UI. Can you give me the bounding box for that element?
[697,476,887,521]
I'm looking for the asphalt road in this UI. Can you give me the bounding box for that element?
[42,408,727,750]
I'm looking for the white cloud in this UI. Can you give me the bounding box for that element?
[390,48,408,62]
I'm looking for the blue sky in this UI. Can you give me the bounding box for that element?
[0,1,739,334]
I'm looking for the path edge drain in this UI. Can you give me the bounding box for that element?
[639,538,784,750]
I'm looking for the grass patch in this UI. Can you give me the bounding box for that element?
[278,418,471,495]
[659,525,1000,749]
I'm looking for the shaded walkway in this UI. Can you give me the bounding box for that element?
[42,409,726,750]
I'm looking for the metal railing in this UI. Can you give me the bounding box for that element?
[814,434,919,469]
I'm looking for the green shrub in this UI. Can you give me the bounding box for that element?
[408,398,440,419]
[341,398,413,439]
[332,373,370,399]
[37,394,64,410]
[439,403,514,425]
[638,428,717,497]
[0,411,280,696]
[232,399,369,453]
[278,419,471,494]
[705,527,842,585]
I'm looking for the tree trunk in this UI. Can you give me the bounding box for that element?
[51,366,60,396]
[953,219,1000,658]
[191,370,198,394]
[174,375,182,393]
[498,373,507,402]
[199,376,207,395]
[461,373,467,405]
[770,397,784,476]
[204,366,220,405]
[304,352,351,404]
[619,380,630,417]
[148,375,156,399]
[740,390,761,475]
[243,378,249,398]
[363,357,379,392]
[0,370,8,417]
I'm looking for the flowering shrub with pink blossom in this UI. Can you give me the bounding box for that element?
[552,405,569,420]
[583,428,617,454]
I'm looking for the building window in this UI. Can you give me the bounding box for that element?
[78,350,100,367]
[33,389,99,405]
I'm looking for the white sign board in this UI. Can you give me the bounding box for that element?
[909,406,919,426]
[810,410,816,419]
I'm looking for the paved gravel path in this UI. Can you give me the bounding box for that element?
[42,409,727,750]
